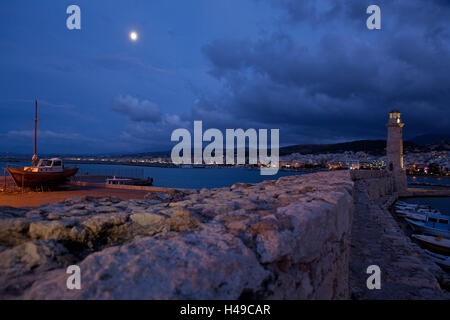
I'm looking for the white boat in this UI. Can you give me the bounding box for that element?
[396,209,441,217]
[412,234,450,255]
[396,203,431,210]
[396,203,419,208]
[402,212,427,222]
[424,249,450,271]
[395,203,441,216]
[395,209,416,216]
[106,176,133,185]
[416,208,441,214]
[405,214,450,239]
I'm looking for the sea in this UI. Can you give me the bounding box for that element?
[1,161,448,214]
[0,161,309,189]
[405,176,450,215]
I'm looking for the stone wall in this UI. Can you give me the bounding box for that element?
[350,170,395,200]
[350,170,388,181]
[0,171,354,300]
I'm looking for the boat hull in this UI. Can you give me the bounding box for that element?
[406,219,450,239]
[424,250,450,271]
[412,235,450,255]
[7,167,78,187]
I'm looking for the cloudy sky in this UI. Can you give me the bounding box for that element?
[0,0,449,154]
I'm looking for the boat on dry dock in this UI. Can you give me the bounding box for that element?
[7,158,78,188]
[6,100,78,188]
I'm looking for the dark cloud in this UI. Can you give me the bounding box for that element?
[197,0,450,144]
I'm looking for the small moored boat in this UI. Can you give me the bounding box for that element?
[405,214,450,239]
[395,203,440,215]
[6,100,78,188]
[412,234,450,255]
[424,249,450,271]
[400,212,427,222]
[106,176,153,186]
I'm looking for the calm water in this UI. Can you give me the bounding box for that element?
[2,161,449,212]
[408,175,450,188]
[404,176,450,215]
[0,161,309,189]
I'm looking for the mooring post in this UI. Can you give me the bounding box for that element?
[22,173,24,194]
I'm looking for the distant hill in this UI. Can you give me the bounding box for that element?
[118,151,171,157]
[99,139,436,158]
[9,136,445,161]
[279,140,423,156]
[410,134,450,145]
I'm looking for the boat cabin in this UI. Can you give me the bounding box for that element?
[24,158,64,173]
[106,176,132,185]
[425,213,450,230]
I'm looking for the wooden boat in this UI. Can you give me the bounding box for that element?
[405,214,450,239]
[412,234,450,255]
[6,100,78,188]
[7,158,78,188]
[424,250,450,271]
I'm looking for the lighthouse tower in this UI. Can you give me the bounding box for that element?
[386,110,407,192]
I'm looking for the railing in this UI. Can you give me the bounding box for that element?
[1,164,22,192]
[3,162,27,169]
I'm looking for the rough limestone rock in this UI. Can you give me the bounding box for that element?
[0,171,361,299]
[130,212,165,227]
[22,225,270,299]
[0,239,75,297]
[29,220,72,241]
[0,218,31,246]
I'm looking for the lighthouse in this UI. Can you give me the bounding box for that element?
[386,110,407,192]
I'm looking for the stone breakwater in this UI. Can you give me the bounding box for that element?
[0,171,354,299]
[350,171,450,299]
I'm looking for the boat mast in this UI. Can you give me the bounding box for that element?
[32,100,38,166]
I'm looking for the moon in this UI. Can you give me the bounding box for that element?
[129,31,138,41]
